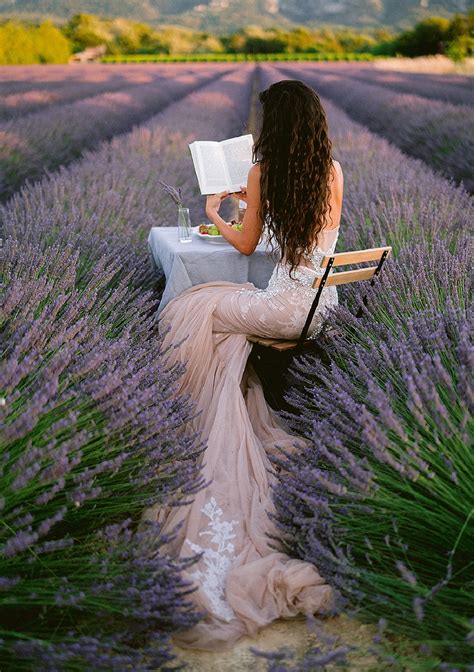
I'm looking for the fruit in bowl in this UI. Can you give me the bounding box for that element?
[198,223,220,236]
[198,221,243,236]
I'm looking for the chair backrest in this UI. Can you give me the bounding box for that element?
[312,246,392,289]
[299,245,392,342]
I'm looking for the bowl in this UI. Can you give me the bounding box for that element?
[192,225,229,244]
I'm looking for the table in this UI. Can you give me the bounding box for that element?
[148,227,276,315]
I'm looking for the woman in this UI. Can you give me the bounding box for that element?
[141,80,343,651]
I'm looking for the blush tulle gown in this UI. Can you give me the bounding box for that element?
[141,226,340,651]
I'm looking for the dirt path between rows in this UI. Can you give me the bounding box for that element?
[173,615,377,671]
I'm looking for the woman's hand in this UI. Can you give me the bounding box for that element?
[206,191,230,214]
[232,185,248,204]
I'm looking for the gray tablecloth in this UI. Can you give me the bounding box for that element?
[148,227,276,315]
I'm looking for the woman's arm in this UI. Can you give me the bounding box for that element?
[205,163,263,256]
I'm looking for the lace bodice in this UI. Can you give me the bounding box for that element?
[298,226,340,270]
[235,226,340,341]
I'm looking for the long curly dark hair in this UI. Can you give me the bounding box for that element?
[253,79,334,277]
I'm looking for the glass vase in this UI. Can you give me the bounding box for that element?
[178,206,192,243]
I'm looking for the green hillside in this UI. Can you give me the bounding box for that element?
[0,0,472,31]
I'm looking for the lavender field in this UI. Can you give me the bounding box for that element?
[282,63,474,192]
[298,61,474,106]
[0,65,210,121]
[1,61,472,671]
[0,64,233,200]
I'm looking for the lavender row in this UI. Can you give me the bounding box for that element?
[310,61,474,90]
[338,66,474,107]
[0,235,205,671]
[0,64,202,121]
[299,60,473,87]
[270,305,473,670]
[1,67,255,669]
[282,63,474,192]
[0,63,186,94]
[0,64,230,201]
[304,62,474,107]
[258,64,473,667]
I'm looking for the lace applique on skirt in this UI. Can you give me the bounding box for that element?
[185,498,239,622]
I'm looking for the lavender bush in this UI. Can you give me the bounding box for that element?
[256,65,473,669]
[0,235,206,670]
[0,64,228,200]
[282,64,474,192]
[271,306,473,668]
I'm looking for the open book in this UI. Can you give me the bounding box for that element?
[189,134,254,195]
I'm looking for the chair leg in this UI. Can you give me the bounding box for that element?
[356,294,368,318]
[356,249,390,318]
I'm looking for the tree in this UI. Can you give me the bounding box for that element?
[445,10,474,60]
[394,16,450,56]
[0,22,37,64]
[64,14,110,52]
[286,28,316,53]
[36,21,71,63]
[0,20,71,65]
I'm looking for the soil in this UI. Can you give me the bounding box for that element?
[173,615,378,671]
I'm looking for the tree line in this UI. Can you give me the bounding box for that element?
[0,10,472,65]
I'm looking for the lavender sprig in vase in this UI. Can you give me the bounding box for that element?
[158,180,192,243]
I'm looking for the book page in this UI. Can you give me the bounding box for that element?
[189,143,203,192]
[189,141,229,194]
[221,134,254,192]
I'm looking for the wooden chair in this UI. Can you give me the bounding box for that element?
[247,245,392,409]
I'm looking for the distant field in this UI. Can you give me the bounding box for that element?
[374,54,474,75]
[102,52,376,63]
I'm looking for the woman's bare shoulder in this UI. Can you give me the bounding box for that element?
[249,162,261,176]
[331,159,344,193]
[331,159,343,176]
[246,162,261,191]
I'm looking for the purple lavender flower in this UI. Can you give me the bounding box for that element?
[158,179,184,207]
[0,234,208,666]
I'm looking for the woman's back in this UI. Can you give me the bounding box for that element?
[317,224,340,254]
[284,158,343,271]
